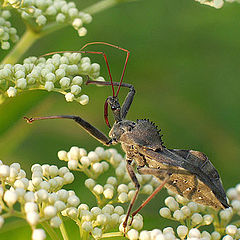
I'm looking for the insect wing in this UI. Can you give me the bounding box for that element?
[138,147,229,209]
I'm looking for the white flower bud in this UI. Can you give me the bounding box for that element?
[60,77,70,88]
[44,81,54,91]
[72,18,83,29]
[32,229,46,240]
[110,213,119,225]
[68,160,78,170]
[4,190,17,206]
[211,231,221,240]
[163,227,174,235]
[142,184,153,195]
[220,208,233,221]
[49,165,58,177]
[227,188,238,200]
[58,167,69,177]
[63,172,74,184]
[188,228,201,238]
[84,178,95,189]
[203,214,213,225]
[0,164,10,177]
[191,213,203,225]
[117,184,128,193]
[82,221,93,232]
[50,216,62,228]
[44,205,57,218]
[27,211,39,226]
[139,230,151,240]
[92,162,103,174]
[159,207,171,218]
[72,76,83,85]
[54,200,66,212]
[96,214,107,225]
[39,181,50,191]
[78,204,89,211]
[222,235,233,240]
[93,184,103,195]
[78,94,89,105]
[68,146,79,160]
[181,206,191,217]
[0,186,3,198]
[173,210,185,221]
[57,189,69,202]
[92,227,102,239]
[114,206,124,215]
[88,151,99,162]
[177,225,188,239]
[127,229,139,240]
[103,188,114,199]
[107,176,117,186]
[65,92,74,102]
[78,27,87,36]
[67,195,80,207]
[36,189,48,201]
[79,156,90,167]
[10,167,18,179]
[7,87,17,97]
[165,196,179,211]
[226,225,237,236]
[132,218,143,231]
[118,192,128,203]
[231,199,240,212]
[56,13,66,23]
[24,191,35,202]
[25,202,38,212]
[67,207,78,219]
[16,78,27,89]
[175,195,189,205]
[188,202,198,212]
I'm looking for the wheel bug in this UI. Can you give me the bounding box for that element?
[24,42,229,231]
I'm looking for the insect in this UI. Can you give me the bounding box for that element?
[24,42,229,230]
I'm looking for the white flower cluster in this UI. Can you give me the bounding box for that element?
[0,52,105,104]
[0,10,19,50]
[0,160,78,240]
[157,188,240,240]
[58,146,157,206]
[195,0,240,9]
[2,0,92,36]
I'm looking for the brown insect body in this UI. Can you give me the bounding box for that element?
[109,118,229,210]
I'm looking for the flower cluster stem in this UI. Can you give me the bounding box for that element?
[1,28,40,65]
[58,215,69,240]
[41,222,61,240]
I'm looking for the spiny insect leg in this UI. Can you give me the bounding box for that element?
[129,168,171,224]
[123,160,140,231]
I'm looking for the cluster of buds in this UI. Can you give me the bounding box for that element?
[0,10,19,50]
[2,0,92,37]
[0,53,105,104]
[58,146,158,207]
[0,160,78,240]
[158,188,240,240]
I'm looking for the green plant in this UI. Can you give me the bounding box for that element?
[0,0,240,239]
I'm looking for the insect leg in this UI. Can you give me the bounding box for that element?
[86,80,135,119]
[129,167,171,223]
[24,115,111,146]
[123,159,140,230]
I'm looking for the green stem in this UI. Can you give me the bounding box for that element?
[41,221,61,240]
[101,232,123,238]
[58,215,69,240]
[83,0,123,15]
[1,28,41,65]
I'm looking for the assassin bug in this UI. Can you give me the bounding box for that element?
[24,42,229,230]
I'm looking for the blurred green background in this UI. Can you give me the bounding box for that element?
[1,0,240,238]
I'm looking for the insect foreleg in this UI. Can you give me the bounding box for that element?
[86,80,135,119]
[129,167,171,222]
[123,159,140,230]
[24,115,111,146]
